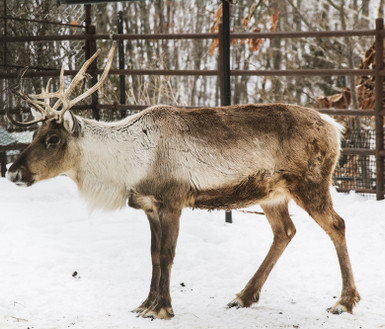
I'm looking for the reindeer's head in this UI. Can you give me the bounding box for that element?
[6,43,117,187]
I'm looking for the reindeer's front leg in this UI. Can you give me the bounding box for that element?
[141,205,181,320]
[132,210,162,313]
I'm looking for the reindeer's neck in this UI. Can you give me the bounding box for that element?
[68,116,148,211]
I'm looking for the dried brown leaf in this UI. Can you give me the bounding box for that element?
[270,11,279,32]
[250,2,258,13]
[209,39,219,57]
[242,15,251,29]
[210,5,223,33]
[230,38,237,46]
[248,38,263,52]
[314,96,331,109]
[242,1,259,29]
[327,89,351,109]
[246,27,262,52]
[214,4,223,20]
[328,93,344,103]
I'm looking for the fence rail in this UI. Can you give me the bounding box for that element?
[0,3,384,202]
[2,68,384,79]
[2,28,384,43]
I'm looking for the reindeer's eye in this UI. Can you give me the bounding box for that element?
[46,135,61,146]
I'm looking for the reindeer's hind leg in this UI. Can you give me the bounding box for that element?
[228,199,296,308]
[291,183,360,314]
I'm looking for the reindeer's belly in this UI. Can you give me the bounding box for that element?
[191,172,284,210]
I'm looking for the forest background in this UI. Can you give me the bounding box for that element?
[1,0,383,111]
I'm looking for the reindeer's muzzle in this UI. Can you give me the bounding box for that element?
[6,166,35,187]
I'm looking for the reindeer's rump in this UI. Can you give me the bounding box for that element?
[134,104,341,209]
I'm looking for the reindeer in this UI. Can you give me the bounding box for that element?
[6,43,360,319]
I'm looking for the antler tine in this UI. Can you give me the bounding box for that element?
[52,48,102,114]
[12,86,45,113]
[6,111,46,127]
[46,65,68,112]
[30,65,64,98]
[45,77,53,94]
[46,77,53,93]
[11,67,34,105]
[6,92,49,126]
[12,66,28,92]
[59,65,65,93]
[7,67,48,126]
[57,42,117,121]
[43,77,53,106]
[66,49,101,96]
[29,65,66,115]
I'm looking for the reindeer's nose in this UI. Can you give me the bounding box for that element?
[6,168,29,187]
[7,169,21,183]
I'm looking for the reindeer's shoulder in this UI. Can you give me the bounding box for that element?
[142,105,178,116]
[130,105,179,123]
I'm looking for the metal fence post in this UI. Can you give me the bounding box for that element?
[0,152,6,177]
[219,1,231,106]
[375,17,384,200]
[219,0,232,223]
[118,9,127,119]
[85,4,99,120]
[3,0,7,68]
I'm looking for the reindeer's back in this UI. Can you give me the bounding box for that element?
[134,104,341,198]
[142,103,339,145]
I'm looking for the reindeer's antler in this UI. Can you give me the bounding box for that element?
[7,42,117,126]
[7,67,49,126]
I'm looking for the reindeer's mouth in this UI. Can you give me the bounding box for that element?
[15,180,34,187]
[6,170,35,187]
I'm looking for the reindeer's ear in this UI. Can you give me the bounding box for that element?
[63,111,76,133]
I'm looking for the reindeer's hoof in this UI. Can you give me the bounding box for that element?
[228,292,259,309]
[131,301,149,314]
[141,307,174,320]
[327,305,347,315]
[227,297,244,309]
[327,294,360,315]
[132,297,153,314]
[131,306,146,314]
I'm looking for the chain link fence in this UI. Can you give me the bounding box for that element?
[0,1,87,174]
[334,120,377,195]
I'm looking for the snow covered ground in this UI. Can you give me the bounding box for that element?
[0,175,384,329]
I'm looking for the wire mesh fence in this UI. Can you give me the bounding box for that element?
[334,121,377,196]
[0,0,87,174]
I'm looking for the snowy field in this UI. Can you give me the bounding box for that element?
[0,175,384,329]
